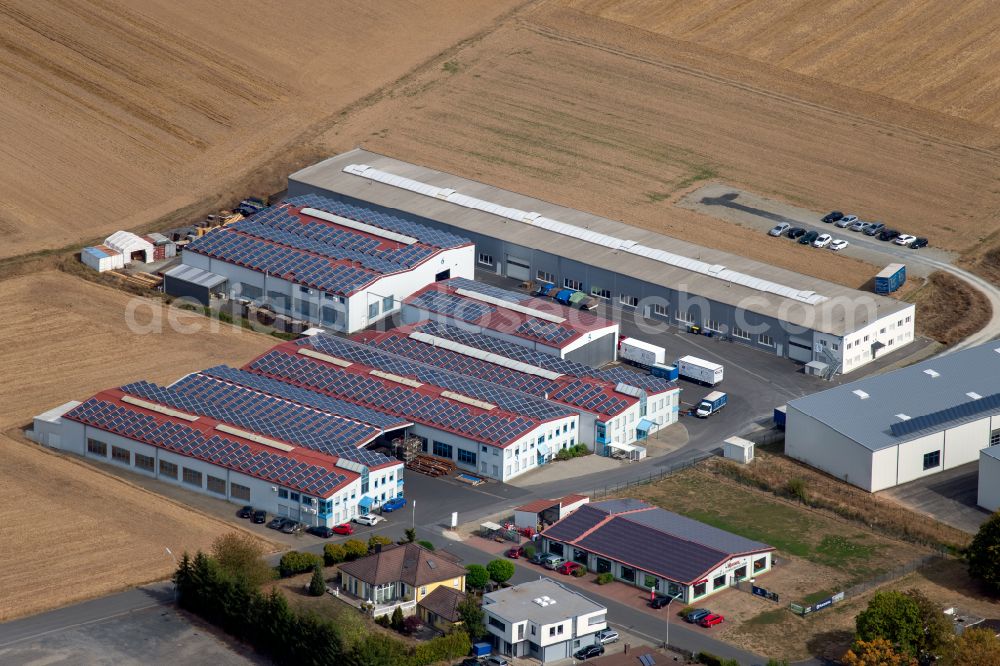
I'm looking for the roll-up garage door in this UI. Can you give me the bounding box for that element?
[787,337,813,363]
[505,255,530,281]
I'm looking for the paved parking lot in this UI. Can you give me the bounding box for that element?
[880,461,991,534]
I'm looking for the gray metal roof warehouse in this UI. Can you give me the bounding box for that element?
[288,149,910,338]
[788,342,1000,451]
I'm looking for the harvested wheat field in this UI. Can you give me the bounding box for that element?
[319,0,998,287]
[0,0,523,259]
[0,271,280,620]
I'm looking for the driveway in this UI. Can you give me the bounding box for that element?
[879,461,992,534]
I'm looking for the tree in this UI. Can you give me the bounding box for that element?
[418,540,435,551]
[457,595,486,640]
[211,532,273,588]
[968,511,1000,594]
[343,539,369,560]
[945,627,1000,665]
[309,566,326,597]
[486,558,515,585]
[843,638,917,666]
[173,552,194,605]
[278,551,322,578]
[369,534,393,551]
[324,543,346,566]
[465,564,489,590]
[855,590,924,657]
[902,588,952,657]
[404,528,417,543]
[390,606,404,632]
[345,634,407,666]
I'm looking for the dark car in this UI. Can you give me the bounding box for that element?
[252,510,267,524]
[267,517,285,530]
[306,525,335,538]
[650,595,673,609]
[280,519,304,534]
[878,228,901,241]
[573,644,605,660]
[458,659,481,666]
[863,222,885,236]
[821,211,844,223]
[798,230,819,245]
[786,227,807,239]
[529,551,551,565]
[237,505,254,519]
[911,237,929,249]
[685,608,711,623]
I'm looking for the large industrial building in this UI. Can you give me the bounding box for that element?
[786,342,1000,492]
[287,150,916,375]
[978,446,1000,512]
[165,193,474,332]
[401,277,619,366]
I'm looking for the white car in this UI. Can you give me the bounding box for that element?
[894,234,917,246]
[353,514,384,526]
[812,233,832,248]
[829,239,849,251]
[835,214,859,228]
[597,628,620,644]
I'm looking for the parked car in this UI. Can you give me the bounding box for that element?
[484,657,510,666]
[893,234,917,246]
[252,510,267,524]
[596,629,620,644]
[507,546,525,559]
[458,659,482,666]
[306,525,335,538]
[541,554,565,570]
[835,214,859,228]
[812,233,832,248]
[685,609,711,623]
[699,614,725,628]
[863,222,886,236]
[382,497,406,512]
[354,514,384,526]
[911,237,929,249]
[798,230,819,245]
[237,505,254,519]
[529,551,551,565]
[573,644,605,660]
[280,519,304,534]
[821,211,844,223]
[266,517,285,530]
[768,222,791,237]
[650,595,674,609]
[332,523,354,535]
[829,239,849,251]
[878,228,901,241]
[557,561,584,575]
[848,219,867,232]
[786,227,807,239]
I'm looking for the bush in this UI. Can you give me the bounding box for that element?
[679,605,694,618]
[596,572,614,585]
[368,535,393,551]
[968,512,1000,594]
[375,614,391,627]
[309,567,326,596]
[785,478,809,503]
[523,543,537,559]
[571,566,587,578]
[411,630,472,665]
[555,443,592,461]
[404,528,417,543]
[278,551,322,578]
[343,539,369,560]
[211,532,273,588]
[324,543,346,566]
[465,564,489,590]
[696,651,724,666]
[417,540,435,551]
[486,559,515,584]
[402,615,422,635]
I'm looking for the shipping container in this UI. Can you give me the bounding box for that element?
[651,363,679,381]
[773,405,787,430]
[875,263,906,294]
[677,355,724,385]
[619,337,667,368]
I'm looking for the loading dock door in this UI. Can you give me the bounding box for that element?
[505,255,530,281]
[787,337,813,363]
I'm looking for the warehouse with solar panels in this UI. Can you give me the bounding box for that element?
[786,342,1000,493]
[287,150,916,375]
[166,194,475,333]
[402,277,620,365]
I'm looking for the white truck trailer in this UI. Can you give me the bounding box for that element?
[619,337,666,368]
[677,355,724,386]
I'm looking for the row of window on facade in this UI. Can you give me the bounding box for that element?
[238,284,397,325]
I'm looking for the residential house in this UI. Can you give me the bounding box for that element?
[417,585,467,632]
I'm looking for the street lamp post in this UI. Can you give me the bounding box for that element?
[411,499,416,530]
[165,547,178,604]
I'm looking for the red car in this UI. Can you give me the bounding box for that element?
[332,523,354,535]
[699,614,724,628]
[507,546,525,559]
[557,561,583,575]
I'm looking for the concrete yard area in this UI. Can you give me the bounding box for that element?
[880,462,992,534]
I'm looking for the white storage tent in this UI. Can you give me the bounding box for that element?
[104,231,154,264]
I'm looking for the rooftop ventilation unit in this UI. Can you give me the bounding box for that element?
[215,424,294,452]
[441,390,496,411]
[853,390,870,400]
[967,392,983,400]
[924,369,940,378]
[370,369,423,388]
[298,347,352,367]
[895,414,911,421]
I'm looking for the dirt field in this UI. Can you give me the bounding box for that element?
[0,271,280,621]
[908,271,994,346]
[0,0,524,259]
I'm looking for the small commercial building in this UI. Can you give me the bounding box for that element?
[540,499,774,604]
[81,245,125,272]
[402,278,619,366]
[786,342,1000,492]
[162,264,229,305]
[174,193,474,332]
[979,446,1000,513]
[482,579,607,663]
[514,495,589,531]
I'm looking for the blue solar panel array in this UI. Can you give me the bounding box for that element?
[285,194,470,250]
[186,229,377,295]
[516,319,574,345]
[65,398,349,496]
[119,376,390,468]
[890,392,1000,438]
[247,351,539,444]
[408,291,495,321]
[551,380,630,414]
[446,277,531,303]
[302,334,573,420]
[199,365,407,430]
[594,367,676,394]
